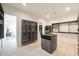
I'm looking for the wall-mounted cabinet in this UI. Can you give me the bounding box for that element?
[52,24,59,32]
[69,22,78,33]
[59,23,69,32]
[52,21,78,34]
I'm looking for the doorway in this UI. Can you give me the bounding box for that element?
[3,14,17,50]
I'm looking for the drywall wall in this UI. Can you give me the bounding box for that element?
[46,12,78,25]
[50,13,78,56]
[2,4,46,46]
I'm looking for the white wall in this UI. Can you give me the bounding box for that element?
[2,4,46,46]
[46,12,78,25]
[47,12,78,55]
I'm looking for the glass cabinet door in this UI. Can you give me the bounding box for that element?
[70,22,78,33]
[52,24,59,32]
[59,23,69,32]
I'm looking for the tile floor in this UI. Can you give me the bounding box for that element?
[0,37,64,56]
[0,40,53,56]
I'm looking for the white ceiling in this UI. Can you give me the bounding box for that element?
[2,3,79,20]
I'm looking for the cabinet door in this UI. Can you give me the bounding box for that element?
[45,39,52,53]
[22,20,37,44]
[52,24,59,32]
[52,36,57,51]
[0,24,4,38]
[70,22,78,33]
[34,23,37,40]
[22,33,29,43]
[30,22,37,41]
[59,23,69,32]
[22,21,30,44]
[28,22,31,41]
[41,39,46,49]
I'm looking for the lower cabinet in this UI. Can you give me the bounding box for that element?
[0,23,4,39]
[22,20,37,45]
[41,34,57,54]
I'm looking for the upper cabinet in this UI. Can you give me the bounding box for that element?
[52,24,59,32]
[69,22,78,33]
[0,3,4,23]
[52,21,78,34]
[59,23,69,32]
[52,13,79,34]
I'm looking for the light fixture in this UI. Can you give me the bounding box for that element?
[22,3,27,6]
[66,7,70,11]
[46,14,50,18]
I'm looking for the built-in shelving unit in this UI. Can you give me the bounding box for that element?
[22,20,37,45]
[52,20,78,34]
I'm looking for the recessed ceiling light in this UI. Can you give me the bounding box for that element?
[46,14,50,18]
[66,7,70,11]
[22,3,27,6]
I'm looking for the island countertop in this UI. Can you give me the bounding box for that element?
[41,34,57,40]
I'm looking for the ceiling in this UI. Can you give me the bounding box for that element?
[2,3,79,20]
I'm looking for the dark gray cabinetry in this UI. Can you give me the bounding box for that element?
[22,20,37,45]
[41,34,57,54]
[0,4,4,39]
